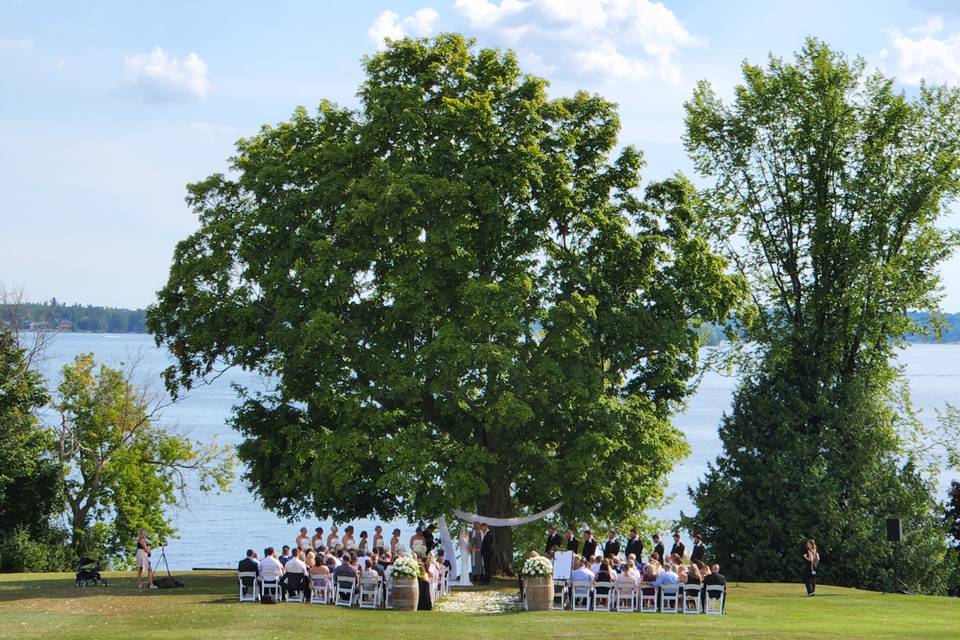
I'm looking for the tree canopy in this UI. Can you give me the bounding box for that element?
[683,39,960,593]
[147,34,743,571]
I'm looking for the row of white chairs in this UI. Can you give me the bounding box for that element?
[239,570,451,608]
[540,580,725,614]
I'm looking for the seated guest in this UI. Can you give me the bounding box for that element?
[617,563,638,590]
[258,547,284,590]
[624,558,641,581]
[571,556,595,582]
[595,559,615,596]
[686,562,702,585]
[304,549,316,570]
[368,552,386,579]
[651,563,680,591]
[278,545,292,566]
[332,554,358,583]
[360,557,380,581]
[238,549,259,596]
[283,550,309,598]
[310,555,330,576]
[704,563,727,613]
[641,561,658,583]
[678,564,688,583]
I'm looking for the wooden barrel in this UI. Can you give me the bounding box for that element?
[391,577,419,611]
[525,576,554,611]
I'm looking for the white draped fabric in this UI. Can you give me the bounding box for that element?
[452,502,563,527]
[437,516,459,581]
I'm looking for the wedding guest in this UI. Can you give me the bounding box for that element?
[410,527,426,554]
[361,557,380,582]
[310,555,330,576]
[417,559,433,610]
[331,554,358,582]
[423,525,437,554]
[311,527,325,551]
[652,534,665,563]
[691,533,705,563]
[135,528,154,589]
[238,549,259,597]
[278,545,292,566]
[373,525,385,553]
[625,528,644,559]
[595,559,615,597]
[704,563,726,613]
[571,556,595,581]
[283,549,308,598]
[582,530,598,560]
[295,527,311,552]
[651,562,680,590]
[670,532,685,560]
[803,539,820,596]
[545,525,563,554]
[624,558,641,580]
[687,562,702,586]
[259,547,284,588]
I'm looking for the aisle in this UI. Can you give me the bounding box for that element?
[434,585,522,613]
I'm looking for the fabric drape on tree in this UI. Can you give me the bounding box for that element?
[437,516,459,581]
[453,502,563,527]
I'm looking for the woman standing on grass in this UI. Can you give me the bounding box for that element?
[803,539,820,596]
[135,528,155,589]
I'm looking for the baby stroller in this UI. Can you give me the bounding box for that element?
[75,557,107,587]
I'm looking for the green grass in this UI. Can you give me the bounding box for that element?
[0,572,957,639]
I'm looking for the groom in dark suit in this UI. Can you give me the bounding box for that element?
[480,524,494,584]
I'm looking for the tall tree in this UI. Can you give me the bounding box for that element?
[683,39,960,592]
[0,328,63,570]
[147,34,743,573]
[52,354,234,563]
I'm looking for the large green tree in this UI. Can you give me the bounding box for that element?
[0,328,64,571]
[147,34,743,573]
[52,354,234,564]
[683,39,960,592]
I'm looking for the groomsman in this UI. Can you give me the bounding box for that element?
[602,530,620,557]
[545,525,563,554]
[670,532,685,560]
[564,529,579,553]
[581,530,598,560]
[690,533,705,563]
[625,528,644,559]
[652,534,665,562]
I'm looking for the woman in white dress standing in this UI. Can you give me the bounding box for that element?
[135,528,155,589]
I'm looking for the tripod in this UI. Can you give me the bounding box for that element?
[158,544,172,578]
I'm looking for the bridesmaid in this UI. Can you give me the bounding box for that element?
[372,525,385,553]
[326,525,340,549]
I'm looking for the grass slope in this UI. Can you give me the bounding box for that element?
[0,572,957,640]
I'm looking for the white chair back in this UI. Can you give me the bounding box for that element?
[551,579,568,610]
[638,583,657,613]
[615,580,637,612]
[571,580,592,612]
[705,584,725,615]
[593,581,614,611]
[359,576,381,609]
[384,578,394,609]
[238,572,258,602]
[660,584,680,613]
[310,575,330,604]
[285,573,305,603]
[682,583,702,613]
[335,576,355,607]
[259,576,281,601]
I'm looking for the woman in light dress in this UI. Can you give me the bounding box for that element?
[135,528,155,589]
[326,526,340,549]
[342,525,356,551]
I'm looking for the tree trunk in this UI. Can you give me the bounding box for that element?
[482,475,515,577]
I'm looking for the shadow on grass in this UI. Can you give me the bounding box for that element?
[0,573,231,603]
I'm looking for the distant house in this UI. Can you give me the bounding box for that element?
[28,321,50,330]
[57,319,73,331]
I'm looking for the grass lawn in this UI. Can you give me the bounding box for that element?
[0,571,957,639]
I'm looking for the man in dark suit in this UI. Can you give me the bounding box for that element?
[480,524,494,585]
[690,533,705,564]
[625,528,644,560]
[652,534,665,562]
[238,549,259,598]
[564,529,579,553]
[602,530,621,558]
[544,525,562,554]
[670,532,685,560]
[581,530,598,560]
[704,563,727,613]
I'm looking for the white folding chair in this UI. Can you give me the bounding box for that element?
[359,576,381,609]
[638,584,658,613]
[285,573,306,603]
[705,584,725,615]
[551,579,568,610]
[571,580,592,611]
[683,583,702,613]
[593,582,614,611]
[615,580,637,612]
[660,585,680,613]
[238,572,258,602]
[384,578,394,610]
[310,576,330,604]
[259,576,281,601]
[335,576,356,607]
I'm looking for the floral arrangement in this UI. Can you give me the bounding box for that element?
[391,555,421,579]
[522,554,553,578]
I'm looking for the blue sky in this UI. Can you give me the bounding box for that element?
[3,0,960,310]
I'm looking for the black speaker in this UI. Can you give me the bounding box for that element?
[886,518,902,542]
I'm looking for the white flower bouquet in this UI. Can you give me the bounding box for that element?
[522,555,553,578]
[391,555,421,579]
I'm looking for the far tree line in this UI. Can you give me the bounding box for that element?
[1,299,147,333]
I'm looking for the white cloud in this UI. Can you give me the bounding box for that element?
[123,47,210,100]
[454,0,529,28]
[889,18,960,85]
[452,0,699,84]
[368,8,439,48]
[0,38,33,49]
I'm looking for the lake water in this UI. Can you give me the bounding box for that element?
[31,333,959,570]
